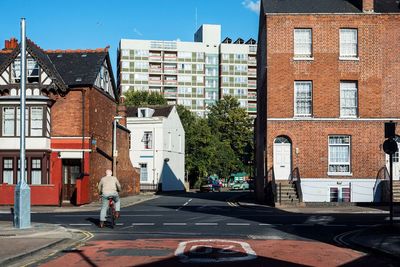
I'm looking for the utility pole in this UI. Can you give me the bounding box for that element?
[383,121,397,226]
[14,18,31,229]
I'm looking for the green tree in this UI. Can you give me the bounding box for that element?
[208,96,254,170]
[123,90,167,106]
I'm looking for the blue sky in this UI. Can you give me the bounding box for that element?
[0,0,260,70]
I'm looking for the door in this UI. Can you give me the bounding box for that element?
[273,137,292,180]
[386,137,400,180]
[62,159,81,204]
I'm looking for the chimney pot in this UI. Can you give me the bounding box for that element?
[4,37,18,50]
[363,0,374,13]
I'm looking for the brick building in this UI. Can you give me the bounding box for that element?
[0,38,139,205]
[256,0,400,203]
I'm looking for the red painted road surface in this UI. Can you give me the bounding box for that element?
[39,238,388,267]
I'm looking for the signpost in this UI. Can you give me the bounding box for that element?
[383,121,397,226]
[14,18,31,229]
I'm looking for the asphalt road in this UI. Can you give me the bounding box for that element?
[6,191,400,266]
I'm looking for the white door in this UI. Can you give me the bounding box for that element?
[273,137,292,180]
[386,138,400,180]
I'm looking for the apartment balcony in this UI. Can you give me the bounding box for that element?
[149,55,162,61]
[164,79,177,85]
[164,68,177,74]
[248,70,257,77]
[164,54,177,62]
[149,79,162,85]
[248,58,257,65]
[150,67,162,73]
[248,79,256,88]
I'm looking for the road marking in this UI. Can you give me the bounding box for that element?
[385,216,400,220]
[325,224,347,227]
[226,223,250,226]
[227,202,239,207]
[175,239,257,263]
[69,223,91,226]
[55,214,162,217]
[258,223,272,226]
[195,223,218,226]
[176,198,193,211]
[164,223,187,226]
[333,229,361,247]
[132,223,155,226]
[116,223,124,226]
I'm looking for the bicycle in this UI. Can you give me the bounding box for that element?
[106,196,117,228]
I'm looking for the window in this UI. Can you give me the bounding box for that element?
[139,163,148,182]
[16,107,29,136]
[121,61,129,69]
[178,51,192,59]
[294,81,312,117]
[340,29,358,58]
[17,158,27,182]
[121,49,129,57]
[234,54,247,60]
[196,88,203,95]
[196,52,204,59]
[30,107,43,136]
[196,99,204,107]
[294,29,312,58]
[340,82,358,117]
[222,54,229,60]
[330,187,351,202]
[3,158,13,184]
[223,88,230,95]
[134,73,148,81]
[2,107,15,136]
[178,76,191,82]
[122,73,129,81]
[134,61,149,69]
[12,58,39,83]
[196,76,203,83]
[328,136,351,174]
[196,64,204,71]
[142,131,153,149]
[31,159,41,185]
[134,50,149,57]
[235,65,247,72]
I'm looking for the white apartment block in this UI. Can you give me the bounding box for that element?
[118,24,257,117]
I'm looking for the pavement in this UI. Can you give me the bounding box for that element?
[0,193,158,266]
[236,193,400,261]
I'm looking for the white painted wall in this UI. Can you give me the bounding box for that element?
[301,178,379,202]
[0,137,50,150]
[127,106,185,191]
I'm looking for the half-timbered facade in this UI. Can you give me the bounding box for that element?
[0,38,139,205]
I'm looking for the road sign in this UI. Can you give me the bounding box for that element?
[383,139,398,155]
[385,122,396,139]
[175,239,257,263]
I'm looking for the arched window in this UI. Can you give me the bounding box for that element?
[274,136,290,144]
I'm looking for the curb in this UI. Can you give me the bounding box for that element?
[347,226,400,261]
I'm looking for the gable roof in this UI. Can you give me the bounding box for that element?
[0,38,117,97]
[126,106,174,118]
[262,0,400,14]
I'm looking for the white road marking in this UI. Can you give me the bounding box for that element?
[132,223,155,226]
[226,223,250,226]
[164,223,187,226]
[258,223,272,226]
[195,223,218,226]
[116,223,124,226]
[176,199,193,211]
[69,223,91,226]
[175,239,257,263]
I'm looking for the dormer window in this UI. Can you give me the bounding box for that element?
[12,58,40,84]
[138,108,155,118]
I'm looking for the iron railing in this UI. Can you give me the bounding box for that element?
[265,167,277,204]
[289,167,303,203]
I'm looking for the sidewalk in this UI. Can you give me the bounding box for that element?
[0,221,85,267]
[0,192,158,214]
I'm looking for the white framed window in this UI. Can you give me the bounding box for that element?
[134,50,149,57]
[16,107,29,137]
[31,158,41,185]
[294,29,312,58]
[30,107,43,136]
[196,52,204,59]
[330,187,351,202]
[196,76,203,83]
[222,54,229,60]
[196,99,204,107]
[235,65,247,72]
[196,88,203,95]
[340,29,358,58]
[2,107,15,136]
[122,73,129,81]
[340,81,358,117]
[142,131,153,149]
[178,51,192,59]
[3,158,13,184]
[178,76,191,82]
[196,64,204,71]
[328,135,351,175]
[139,163,148,182]
[294,81,312,117]
[223,88,230,95]
[121,49,129,57]
[134,73,148,81]
[134,61,149,69]
[222,77,229,83]
[121,61,129,69]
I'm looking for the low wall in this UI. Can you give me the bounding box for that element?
[0,184,61,206]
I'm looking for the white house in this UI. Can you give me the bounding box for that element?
[126,105,185,191]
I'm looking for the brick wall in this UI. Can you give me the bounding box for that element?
[262,14,400,180]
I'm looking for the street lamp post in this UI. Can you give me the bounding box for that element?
[14,18,31,229]
[113,116,123,176]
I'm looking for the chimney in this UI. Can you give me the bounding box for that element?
[117,96,127,126]
[4,38,18,50]
[362,0,374,13]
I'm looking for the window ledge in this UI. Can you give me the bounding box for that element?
[293,115,312,118]
[339,57,359,61]
[293,57,314,61]
[327,172,353,176]
[340,116,358,119]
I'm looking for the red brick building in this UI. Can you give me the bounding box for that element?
[256,0,400,203]
[0,38,139,205]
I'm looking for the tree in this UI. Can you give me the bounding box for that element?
[123,90,167,106]
[208,96,254,169]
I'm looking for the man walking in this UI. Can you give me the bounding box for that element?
[98,169,121,228]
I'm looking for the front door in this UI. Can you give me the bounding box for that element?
[62,159,81,204]
[273,137,292,180]
[386,137,400,180]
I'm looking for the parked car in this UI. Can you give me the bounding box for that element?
[230,180,249,191]
[200,178,222,192]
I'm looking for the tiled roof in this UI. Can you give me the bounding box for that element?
[262,0,400,13]
[126,106,174,118]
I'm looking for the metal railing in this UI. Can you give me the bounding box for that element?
[289,167,303,202]
[140,183,158,192]
[373,166,390,202]
[264,167,277,204]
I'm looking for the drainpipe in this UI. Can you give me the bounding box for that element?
[81,90,85,176]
